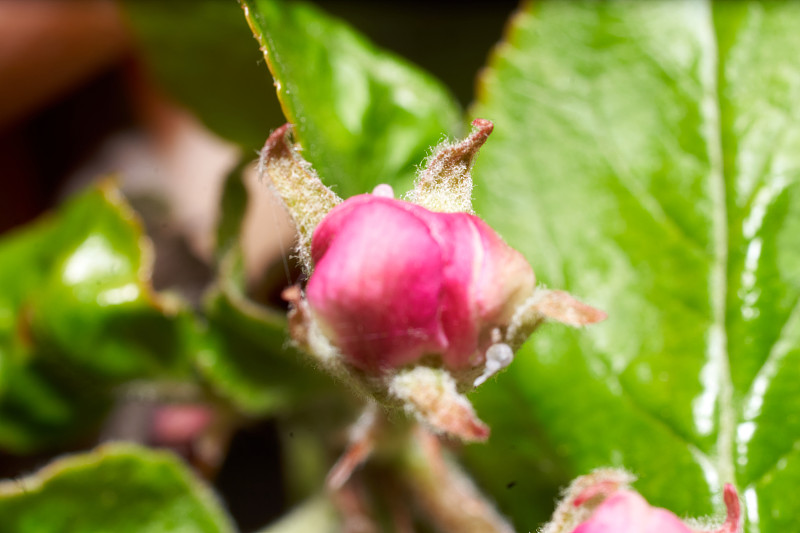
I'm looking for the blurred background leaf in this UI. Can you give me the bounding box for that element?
[122,0,285,151]
[196,159,340,417]
[199,250,336,417]
[257,495,340,533]
[0,443,235,532]
[465,2,800,532]
[241,0,463,196]
[29,183,193,380]
[0,182,197,452]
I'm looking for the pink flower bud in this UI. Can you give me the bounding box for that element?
[306,194,535,374]
[557,476,742,533]
[571,490,692,533]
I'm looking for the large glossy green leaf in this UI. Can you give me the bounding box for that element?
[0,443,234,532]
[0,183,195,452]
[465,2,800,531]
[123,0,285,150]
[240,0,463,196]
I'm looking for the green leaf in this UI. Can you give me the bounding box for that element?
[214,160,251,261]
[199,264,329,416]
[122,0,285,150]
[199,166,336,416]
[0,182,194,452]
[256,495,339,533]
[466,2,800,531]
[0,443,234,532]
[30,182,193,381]
[240,0,463,196]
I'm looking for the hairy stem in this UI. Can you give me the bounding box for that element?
[398,427,514,533]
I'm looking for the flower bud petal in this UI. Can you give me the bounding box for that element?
[306,194,534,374]
[308,196,448,372]
[549,470,743,533]
[572,490,692,533]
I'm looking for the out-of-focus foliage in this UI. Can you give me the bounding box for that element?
[465,2,800,532]
[122,0,284,151]
[0,443,235,532]
[0,182,195,452]
[199,165,336,416]
[0,180,313,454]
[125,0,463,196]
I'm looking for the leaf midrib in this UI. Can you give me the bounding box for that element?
[707,0,736,491]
